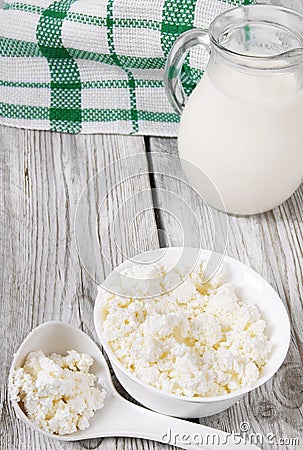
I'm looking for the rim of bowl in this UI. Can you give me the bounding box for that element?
[94,248,290,403]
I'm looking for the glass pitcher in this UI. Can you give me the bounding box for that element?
[165,5,303,215]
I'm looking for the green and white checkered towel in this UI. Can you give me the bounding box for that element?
[0,0,253,135]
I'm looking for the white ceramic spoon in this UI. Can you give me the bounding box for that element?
[9,321,261,449]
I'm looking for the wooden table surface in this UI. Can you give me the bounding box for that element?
[1,0,303,449]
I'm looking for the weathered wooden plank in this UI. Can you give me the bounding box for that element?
[0,127,164,450]
[149,134,303,449]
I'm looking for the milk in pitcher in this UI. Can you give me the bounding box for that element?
[179,56,303,214]
[165,5,303,215]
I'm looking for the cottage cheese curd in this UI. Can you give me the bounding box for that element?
[98,262,272,397]
[10,350,106,435]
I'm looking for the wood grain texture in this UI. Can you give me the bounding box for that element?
[0,128,165,450]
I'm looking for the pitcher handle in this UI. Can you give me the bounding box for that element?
[164,29,211,114]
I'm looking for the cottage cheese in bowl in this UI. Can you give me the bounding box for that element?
[97,261,272,398]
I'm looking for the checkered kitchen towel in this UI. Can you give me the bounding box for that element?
[0,0,254,135]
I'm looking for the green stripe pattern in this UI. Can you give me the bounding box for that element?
[106,0,138,133]
[161,0,199,97]
[161,0,198,57]
[0,102,180,123]
[0,0,255,135]
[36,0,81,133]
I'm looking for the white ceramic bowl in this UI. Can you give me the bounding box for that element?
[94,247,290,418]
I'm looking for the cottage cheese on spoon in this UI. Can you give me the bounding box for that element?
[10,350,106,435]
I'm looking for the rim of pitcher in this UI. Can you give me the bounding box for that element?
[208,4,303,69]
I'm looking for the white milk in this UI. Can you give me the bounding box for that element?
[178,59,303,215]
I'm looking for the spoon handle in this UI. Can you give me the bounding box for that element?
[103,397,261,450]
